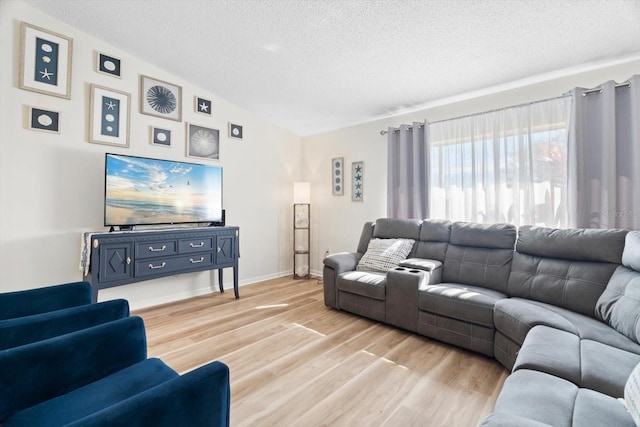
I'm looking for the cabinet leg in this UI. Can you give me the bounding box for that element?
[218,269,224,293]
[234,265,239,299]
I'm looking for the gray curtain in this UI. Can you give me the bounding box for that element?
[387,121,430,219]
[567,75,639,230]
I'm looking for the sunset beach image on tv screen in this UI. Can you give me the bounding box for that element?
[104,154,222,226]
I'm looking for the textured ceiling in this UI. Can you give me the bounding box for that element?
[24,0,640,136]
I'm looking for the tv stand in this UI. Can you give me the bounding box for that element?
[83,226,239,303]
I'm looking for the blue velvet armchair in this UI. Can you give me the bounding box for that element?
[0,316,231,426]
[0,282,129,350]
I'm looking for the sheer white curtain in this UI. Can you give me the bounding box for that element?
[387,122,430,219]
[429,97,571,227]
[567,75,639,230]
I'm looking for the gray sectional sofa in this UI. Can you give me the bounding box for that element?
[323,218,640,426]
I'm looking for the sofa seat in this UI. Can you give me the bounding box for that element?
[480,369,635,427]
[336,271,387,322]
[494,297,640,369]
[514,325,640,398]
[337,271,386,300]
[418,283,507,328]
[4,358,178,427]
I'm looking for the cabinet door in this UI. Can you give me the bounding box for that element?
[215,235,236,265]
[98,243,133,282]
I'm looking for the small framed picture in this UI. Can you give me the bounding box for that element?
[332,157,344,196]
[19,22,73,99]
[186,123,219,160]
[28,107,59,133]
[151,127,171,147]
[229,123,243,139]
[351,161,364,201]
[89,84,130,147]
[140,75,182,121]
[96,51,121,77]
[195,96,211,115]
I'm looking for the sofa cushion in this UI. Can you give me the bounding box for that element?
[491,369,634,427]
[4,358,177,427]
[623,231,640,272]
[337,271,386,300]
[625,362,640,426]
[515,225,627,264]
[418,283,507,328]
[356,238,415,273]
[514,325,640,398]
[508,252,618,317]
[413,219,451,262]
[596,232,640,344]
[372,218,421,240]
[495,298,640,354]
[449,221,517,249]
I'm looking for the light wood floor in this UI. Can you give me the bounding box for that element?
[135,277,508,426]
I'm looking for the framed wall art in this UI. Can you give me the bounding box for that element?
[331,157,344,196]
[140,75,182,121]
[96,51,121,77]
[19,22,73,99]
[151,127,171,147]
[229,123,243,139]
[186,123,219,160]
[351,161,364,201]
[195,96,211,115]
[28,106,59,133]
[89,84,130,147]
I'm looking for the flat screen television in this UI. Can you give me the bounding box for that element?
[104,153,223,228]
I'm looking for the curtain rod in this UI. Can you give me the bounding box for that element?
[379,94,570,135]
[380,79,632,136]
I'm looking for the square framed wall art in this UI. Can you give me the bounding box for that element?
[229,123,243,139]
[195,96,212,115]
[89,84,130,148]
[351,161,364,201]
[96,51,121,78]
[140,75,182,121]
[331,157,344,196]
[19,22,73,99]
[28,107,59,133]
[186,123,219,160]
[151,127,171,147]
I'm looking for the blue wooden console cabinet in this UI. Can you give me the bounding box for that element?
[83,227,239,302]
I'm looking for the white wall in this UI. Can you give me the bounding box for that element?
[303,58,640,275]
[0,1,302,309]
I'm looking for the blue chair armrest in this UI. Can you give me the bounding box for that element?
[0,316,147,421]
[65,361,231,427]
[0,299,130,350]
[0,282,92,320]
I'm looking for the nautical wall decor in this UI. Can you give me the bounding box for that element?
[140,75,182,121]
[195,96,212,115]
[89,84,130,147]
[186,123,219,160]
[351,161,364,201]
[28,107,59,133]
[332,157,344,196]
[19,22,73,99]
[96,52,121,78]
[151,127,171,147]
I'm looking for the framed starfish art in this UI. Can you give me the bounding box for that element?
[89,84,131,147]
[19,22,73,99]
[195,96,212,115]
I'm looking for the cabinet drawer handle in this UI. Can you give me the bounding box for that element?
[148,262,166,270]
[190,257,205,264]
[190,241,205,248]
[148,245,166,252]
[217,247,221,253]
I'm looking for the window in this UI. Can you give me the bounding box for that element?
[429,97,571,227]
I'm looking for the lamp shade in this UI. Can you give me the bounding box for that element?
[293,182,311,204]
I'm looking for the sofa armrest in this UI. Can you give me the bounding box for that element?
[0,299,130,350]
[323,252,362,273]
[66,361,231,427]
[0,282,92,320]
[399,258,442,286]
[0,316,147,421]
[323,252,363,309]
